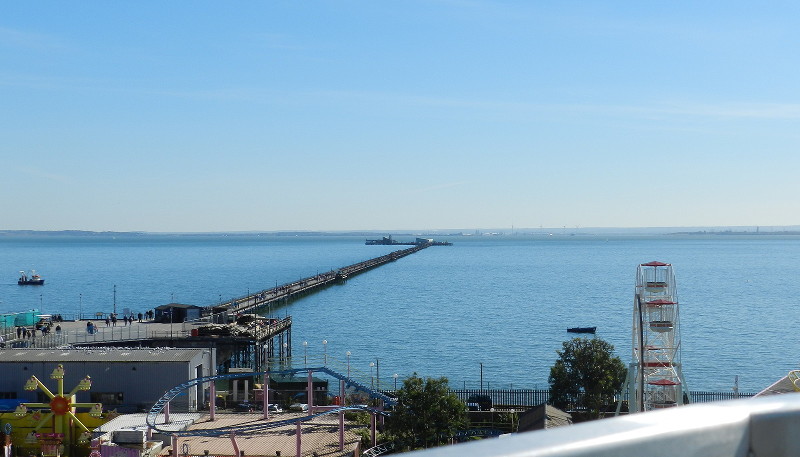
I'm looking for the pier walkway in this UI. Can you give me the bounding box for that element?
[207,243,429,319]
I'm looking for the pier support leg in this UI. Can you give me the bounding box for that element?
[165,401,170,424]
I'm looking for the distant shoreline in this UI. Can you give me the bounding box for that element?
[2,228,800,237]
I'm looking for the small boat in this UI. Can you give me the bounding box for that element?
[18,270,45,285]
[567,326,596,334]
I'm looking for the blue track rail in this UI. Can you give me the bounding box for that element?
[146,367,395,436]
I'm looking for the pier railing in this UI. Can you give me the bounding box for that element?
[8,325,191,348]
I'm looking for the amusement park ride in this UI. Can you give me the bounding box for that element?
[14,364,103,457]
[618,261,690,414]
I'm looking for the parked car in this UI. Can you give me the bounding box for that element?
[466,394,493,411]
[234,402,257,412]
[289,403,309,412]
[268,404,283,413]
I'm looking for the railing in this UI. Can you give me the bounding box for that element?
[405,394,800,457]
[450,389,754,407]
[8,325,191,348]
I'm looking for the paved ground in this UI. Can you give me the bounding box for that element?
[173,412,362,457]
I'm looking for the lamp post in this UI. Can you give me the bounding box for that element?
[393,373,398,391]
[369,362,375,389]
[322,339,328,365]
[346,351,351,378]
[79,294,82,320]
[480,362,483,392]
[303,341,308,366]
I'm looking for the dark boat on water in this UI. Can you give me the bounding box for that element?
[567,326,596,334]
[18,270,44,285]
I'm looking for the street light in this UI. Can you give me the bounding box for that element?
[322,339,328,365]
[370,362,375,389]
[346,351,351,378]
[393,373,399,391]
[303,341,308,366]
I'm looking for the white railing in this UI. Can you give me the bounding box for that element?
[405,394,800,457]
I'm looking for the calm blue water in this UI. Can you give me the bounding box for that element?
[1,234,798,393]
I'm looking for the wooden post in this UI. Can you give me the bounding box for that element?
[295,422,302,457]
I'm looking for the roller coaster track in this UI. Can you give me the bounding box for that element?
[146,367,395,437]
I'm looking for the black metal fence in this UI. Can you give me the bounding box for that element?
[449,389,755,407]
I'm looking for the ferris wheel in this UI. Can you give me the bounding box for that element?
[619,261,690,413]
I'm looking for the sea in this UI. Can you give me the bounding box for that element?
[1,233,798,394]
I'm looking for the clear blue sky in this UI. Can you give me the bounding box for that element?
[2,1,799,232]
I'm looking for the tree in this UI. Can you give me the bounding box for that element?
[548,337,627,419]
[385,374,468,450]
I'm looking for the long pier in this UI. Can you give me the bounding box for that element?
[4,243,432,373]
[214,243,429,317]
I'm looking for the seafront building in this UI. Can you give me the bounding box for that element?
[0,348,215,412]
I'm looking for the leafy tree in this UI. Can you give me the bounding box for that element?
[385,374,468,450]
[548,337,627,419]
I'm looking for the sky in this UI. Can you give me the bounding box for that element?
[2,1,799,232]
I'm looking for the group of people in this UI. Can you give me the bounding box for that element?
[2,324,63,347]
[83,310,155,334]
[103,311,152,327]
[16,325,60,338]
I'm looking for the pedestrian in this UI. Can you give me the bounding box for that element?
[55,325,61,335]
[17,326,22,338]
[138,312,143,322]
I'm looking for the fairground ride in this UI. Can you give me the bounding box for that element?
[618,261,690,413]
[14,364,103,456]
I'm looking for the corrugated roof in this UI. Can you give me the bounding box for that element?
[755,375,797,397]
[0,348,209,363]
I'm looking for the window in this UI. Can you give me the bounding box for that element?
[90,392,124,405]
